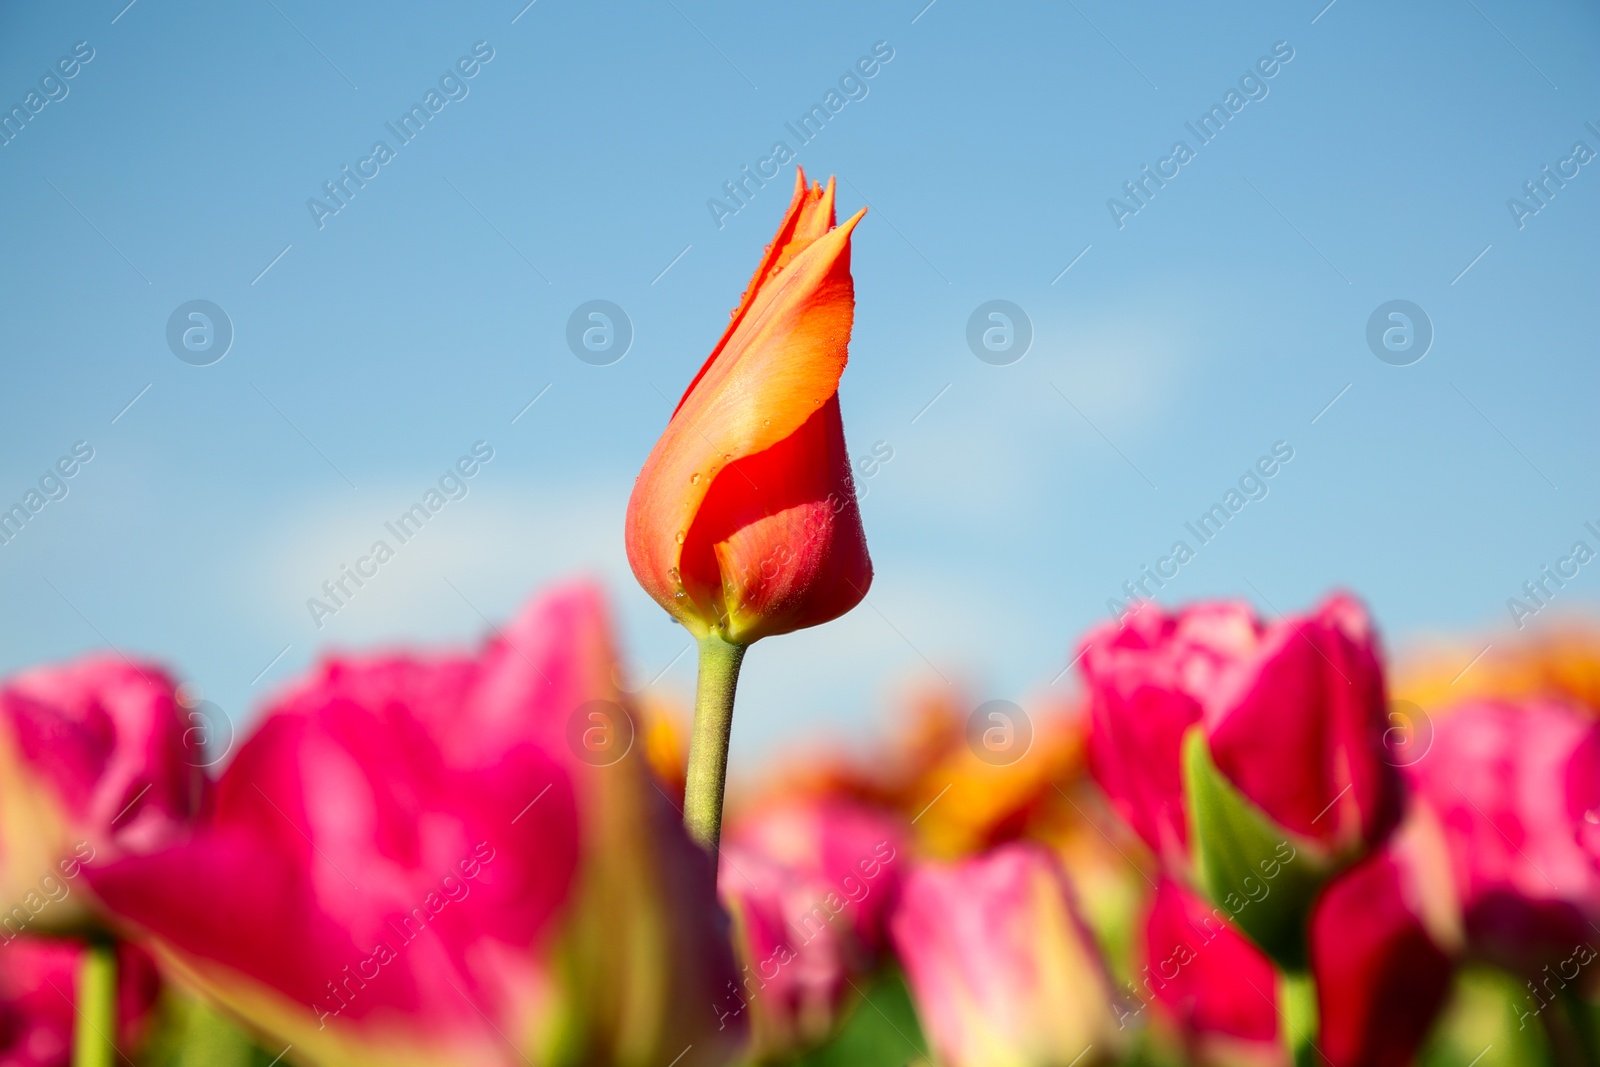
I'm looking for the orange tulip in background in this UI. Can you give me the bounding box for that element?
[625,167,872,646]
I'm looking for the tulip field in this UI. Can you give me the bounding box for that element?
[0,170,1595,1067]
[4,4,1597,1067]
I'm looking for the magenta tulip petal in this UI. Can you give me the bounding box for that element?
[1141,878,1280,1047]
[727,799,906,953]
[88,670,580,1065]
[1311,848,1454,1067]
[1207,594,1399,847]
[1081,602,1262,862]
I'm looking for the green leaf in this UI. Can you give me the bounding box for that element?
[787,968,928,1067]
[1181,728,1330,971]
[136,993,286,1067]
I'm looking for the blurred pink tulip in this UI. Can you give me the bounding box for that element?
[87,583,744,1067]
[1406,698,1600,979]
[716,799,906,1060]
[1081,593,1401,870]
[466,585,746,1067]
[0,938,161,1067]
[890,843,1120,1067]
[0,656,208,938]
[1309,818,1458,1067]
[1138,878,1282,1065]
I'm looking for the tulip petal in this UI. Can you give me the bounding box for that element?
[1081,604,1260,865]
[0,938,162,1066]
[891,844,1120,1067]
[89,703,581,1067]
[1311,850,1454,1067]
[84,586,735,1067]
[1142,878,1280,1049]
[1206,594,1400,849]
[704,395,872,642]
[674,168,840,419]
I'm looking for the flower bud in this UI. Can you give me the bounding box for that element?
[626,168,871,645]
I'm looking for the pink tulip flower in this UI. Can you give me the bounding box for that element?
[87,583,744,1067]
[1081,593,1400,868]
[716,799,906,1060]
[0,655,208,938]
[1405,698,1600,980]
[890,843,1120,1067]
[1309,698,1600,1065]
[1080,594,1402,966]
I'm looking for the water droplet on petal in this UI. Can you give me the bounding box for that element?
[675,531,685,544]
[690,473,700,485]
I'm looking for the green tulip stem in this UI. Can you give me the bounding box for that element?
[73,939,117,1067]
[684,632,748,854]
[1279,968,1320,1067]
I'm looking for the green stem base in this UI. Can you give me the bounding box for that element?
[74,940,117,1067]
[1279,969,1320,1067]
[683,633,747,853]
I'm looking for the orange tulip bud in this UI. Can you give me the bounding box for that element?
[626,168,872,645]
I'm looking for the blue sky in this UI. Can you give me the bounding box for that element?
[1,0,1596,765]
